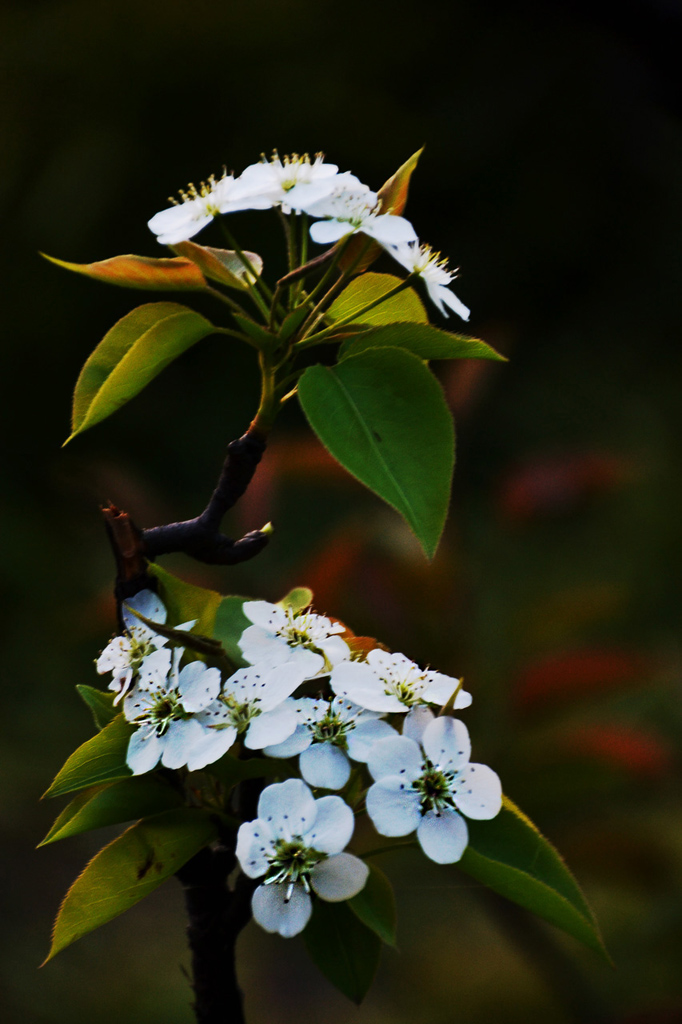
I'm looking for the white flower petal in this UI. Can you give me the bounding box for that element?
[417,807,468,863]
[402,706,435,745]
[238,625,288,665]
[421,671,462,706]
[251,882,312,937]
[242,600,287,631]
[136,648,172,692]
[178,662,221,712]
[452,763,503,820]
[311,853,369,902]
[366,777,422,837]
[126,727,164,775]
[422,716,471,771]
[316,634,351,667]
[364,214,417,247]
[305,795,354,853]
[236,820,274,878]
[309,219,355,245]
[186,724,236,771]
[299,743,350,790]
[346,718,398,762]
[440,286,470,321]
[263,724,312,758]
[244,702,297,750]
[257,779,317,839]
[97,637,128,673]
[122,589,167,633]
[367,735,422,782]
[160,718,204,769]
[257,662,309,711]
[330,660,404,713]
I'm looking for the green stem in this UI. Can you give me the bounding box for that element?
[295,235,370,341]
[218,220,272,320]
[203,285,250,316]
[249,352,279,437]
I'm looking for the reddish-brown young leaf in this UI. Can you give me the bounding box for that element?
[41,252,207,291]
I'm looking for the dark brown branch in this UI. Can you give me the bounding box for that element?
[177,843,256,1024]
[141,428,269,565]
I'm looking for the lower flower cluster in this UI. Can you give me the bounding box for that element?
[96,590,502,937]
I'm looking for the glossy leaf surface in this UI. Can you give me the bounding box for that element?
[69,302,215,440]
[303,899,382,1004]
[340,322,505,362]
[328,273,427,328]
[212,596,251,667]
[44,715,133,799]
[348,862,397,946]
[76,685,118,730]
[459,797,607,958]
[147,563,222,637]
[39,777,183,846]
[46,809,218,960]
[298,348,454,558]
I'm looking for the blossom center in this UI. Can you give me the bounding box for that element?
[126,633,156,673]
[381,667,426,707]
[142,690,187,736]
[219,693,261,733]
[412,761,456,814]
[310,711,349,748]
[264,838,324,898]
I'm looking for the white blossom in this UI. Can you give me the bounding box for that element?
[307,186,417,250]
[148,172,272,245]
[229,153,354,215]
[365,717,502,863]
[237,778,368,937]
[123,651,221,774]
[330,648,472,715]
[389,241,470,320]
[187,662,308,769]
[239,600,350,678]
[96,590,176,705]
[264,696,396,790]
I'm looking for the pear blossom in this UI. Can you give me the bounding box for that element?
[239,601,350,678]
[389,241,470,320]
[96,590,174,704]
[229,153,354,215]
[365,716,502,863]
[187,662,309,769]
[264,696,397,790]
[330,648,472,715]
[123,651,221,774]
[307,187,417,249]
[148,172,273,245]
[237,779,369,937]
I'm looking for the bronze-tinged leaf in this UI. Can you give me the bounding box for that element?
[41,252,207,291]
[171,241,263,290]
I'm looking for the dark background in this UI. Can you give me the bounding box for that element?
[3,1,682,1021]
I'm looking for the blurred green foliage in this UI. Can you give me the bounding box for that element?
[3,0,682,1021]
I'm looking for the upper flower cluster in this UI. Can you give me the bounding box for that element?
[95,590,500,936]
[147,151,470,320]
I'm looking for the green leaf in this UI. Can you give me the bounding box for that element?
[298,348,455,558]
[339,149,423,275]
[348,862,397,946]
[76,685,118,730]
[206,752,296,788]
[41,252,207,291]
[212,595,251,666]
[303,899,382,1003]
[68,302,216,440]
[46,808,218,961]
[459,797,608,958]
[39,777,183,846]
[340,322,506,362]
[171,241,263,290]
[277,586,313,613]
[147,563,221,637]
[124,604,230,664]
[328,273,427,328]
[278,304,311,341]
[43,715,133,799]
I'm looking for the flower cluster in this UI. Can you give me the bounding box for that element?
[96,590,501,936]
[148,152,469,320]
